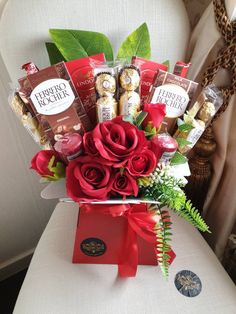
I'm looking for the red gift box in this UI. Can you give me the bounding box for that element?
[73,203,175,277]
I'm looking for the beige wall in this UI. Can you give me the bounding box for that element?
[0,61,57,279]
[0,2,57,279]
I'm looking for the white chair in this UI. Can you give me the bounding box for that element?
[0,1,236,313]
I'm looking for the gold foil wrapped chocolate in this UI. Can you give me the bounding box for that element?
[119,91,141,117]
[22,113,49,147]
[96,96,117,122]
[197,101,216,123]
[119,66,140,91]
[11,94,26,117]
[174,84,223,155]
[95,72,116,96]
[10,93,50,148]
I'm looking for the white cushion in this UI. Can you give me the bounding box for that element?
[14,202,236,314]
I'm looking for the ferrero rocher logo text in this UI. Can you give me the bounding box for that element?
[31,79,75,116]
[34,82,70,107]
[155,88,188,110]
[152,84,190,118]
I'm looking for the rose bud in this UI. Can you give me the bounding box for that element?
[112,170,138,197]
[142,103,166,129]
[127,149,157,177]
[31,150,65,180]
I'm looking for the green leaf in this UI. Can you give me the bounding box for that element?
[170,152,188,165]
[162,60,170,71]
[138,177,151,187]
[135,111,148,127]
[122,115,134,124]
[117,23,151,61]
[45,42,66,65]
[178,123,194,132]
[145,122,153,133]
[145,122,156,135]
[49,29,113,61]
[47,156,65,181]
[175,200,211,233]
[176,137,192,148]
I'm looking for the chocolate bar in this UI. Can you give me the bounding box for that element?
[66,53,106,126]
[18,62,92,146]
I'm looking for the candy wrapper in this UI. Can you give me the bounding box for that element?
[118,64,141,118]
[9,87,50,149]
[174,84,223,154]
[66,53,106,127]
[93,62,120,122]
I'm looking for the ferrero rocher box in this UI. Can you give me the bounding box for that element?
[18,62,92,145]
[148,69,198,132]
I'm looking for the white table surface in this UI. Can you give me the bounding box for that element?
[14,202,236,314]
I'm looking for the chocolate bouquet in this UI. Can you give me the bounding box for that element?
[9,23,223,278]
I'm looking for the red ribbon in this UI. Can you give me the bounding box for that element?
[80,203,158,277]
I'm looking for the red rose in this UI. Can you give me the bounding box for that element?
[66,156,114,202]
[127,149,157,177]
[92,116,148,167]
[112,170,138,196]
[31,150,64,179]
[83,131,99,157]
[143,103,166,129]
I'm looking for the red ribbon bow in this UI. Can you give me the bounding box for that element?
[81,203,158,277]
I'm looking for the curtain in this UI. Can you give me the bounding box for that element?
[183,0,212,28]
[187,1,236,259]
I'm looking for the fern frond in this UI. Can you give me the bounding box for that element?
[175,200,210,233]
[152,205,173,279]
[143,173,210,233]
